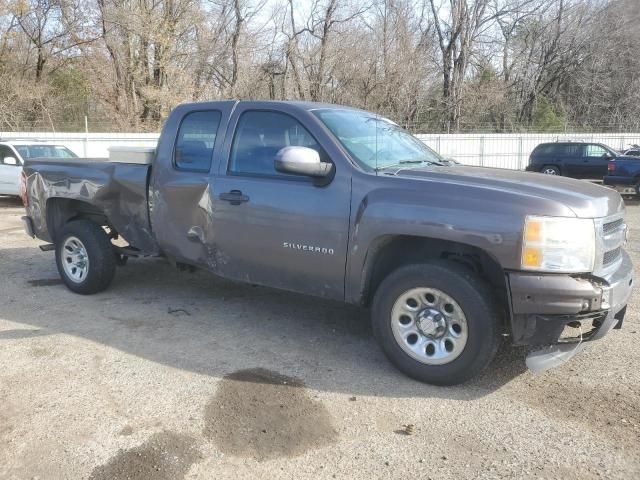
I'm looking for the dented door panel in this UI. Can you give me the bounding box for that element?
[149,102,236,268]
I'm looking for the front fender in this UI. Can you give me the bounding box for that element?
[344,174,570,304]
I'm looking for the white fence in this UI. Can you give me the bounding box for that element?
[417,133,640,169]
[3,131,640,170]
[0,132,159,158]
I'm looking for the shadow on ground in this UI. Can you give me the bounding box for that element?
[0,245,527,400]
[0,196,22,207]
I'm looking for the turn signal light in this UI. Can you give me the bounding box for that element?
[522,247,542,268]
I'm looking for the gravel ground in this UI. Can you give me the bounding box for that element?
[0,194,638,479]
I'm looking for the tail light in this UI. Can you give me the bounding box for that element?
[19,170,28,207]
[607,161,615,174]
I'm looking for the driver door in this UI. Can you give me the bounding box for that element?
[211,106,352,300]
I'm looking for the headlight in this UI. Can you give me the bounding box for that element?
[521,216,595,273]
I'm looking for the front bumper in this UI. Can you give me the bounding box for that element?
[507,250,633,371]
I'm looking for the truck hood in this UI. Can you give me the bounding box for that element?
[385,165,624,218]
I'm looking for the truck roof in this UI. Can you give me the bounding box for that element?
[178,99,361,113]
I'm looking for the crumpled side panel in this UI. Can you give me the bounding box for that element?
[24,159,159,255]
[148,177,227,269]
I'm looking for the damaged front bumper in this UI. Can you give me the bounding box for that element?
[507,250,634,372]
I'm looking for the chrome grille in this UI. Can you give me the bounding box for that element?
[603,247,621,265]
[594,213,626,276]
[603,218,624,234]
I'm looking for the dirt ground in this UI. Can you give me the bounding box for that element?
[0,194,638,479]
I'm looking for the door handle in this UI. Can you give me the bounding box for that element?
[219,190,250,205]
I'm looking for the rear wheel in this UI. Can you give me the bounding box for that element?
[541,165,560,175]
[371,262,500,385]
[55,220,116,294]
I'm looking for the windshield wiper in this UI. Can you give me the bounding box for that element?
[376,159,442,171]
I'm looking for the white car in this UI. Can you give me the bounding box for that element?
[0,141,77,196]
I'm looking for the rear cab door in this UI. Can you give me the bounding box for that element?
[558,143,585,178]
[210,102,353,300]
[149,101,236,266]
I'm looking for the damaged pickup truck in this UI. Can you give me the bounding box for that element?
[20,101,633,385]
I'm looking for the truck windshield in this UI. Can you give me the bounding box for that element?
[313,109,442,171]
[15,145,77,159]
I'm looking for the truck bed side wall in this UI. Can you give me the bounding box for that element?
[24,159,158,254]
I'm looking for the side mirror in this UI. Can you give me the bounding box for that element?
[3,156,18,166]
[275,146,332,177]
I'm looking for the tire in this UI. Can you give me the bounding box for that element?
[371,262,500,386]
[55,220,116,294]
[541,165,560,175]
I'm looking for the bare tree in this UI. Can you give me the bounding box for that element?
[13,0,94,82]
[428,0,497,131]
[0,0,639,133]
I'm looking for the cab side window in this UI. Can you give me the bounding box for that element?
[229,111,328,177]
[174,111,221,172]
[534,145,554,156]
[585,144,607,157]
[0,145,17,165]
[557,144,580,156]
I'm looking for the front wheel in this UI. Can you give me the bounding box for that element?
[55,220,116,294]
[371,262,500,385]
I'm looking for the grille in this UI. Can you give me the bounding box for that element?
[603,247,621,265]
[603,218,624,235]
[596,215,626,275]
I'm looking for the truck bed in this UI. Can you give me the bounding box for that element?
[23,158,158,254]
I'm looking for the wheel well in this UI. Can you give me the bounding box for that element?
[541,164,560,172]
[362,235,508,315]
[46,198,109,243]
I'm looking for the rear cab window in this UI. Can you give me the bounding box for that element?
[174,110,221,172]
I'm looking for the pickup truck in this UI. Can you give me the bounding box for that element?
[20,101,633,385]
[604,156,640,196]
